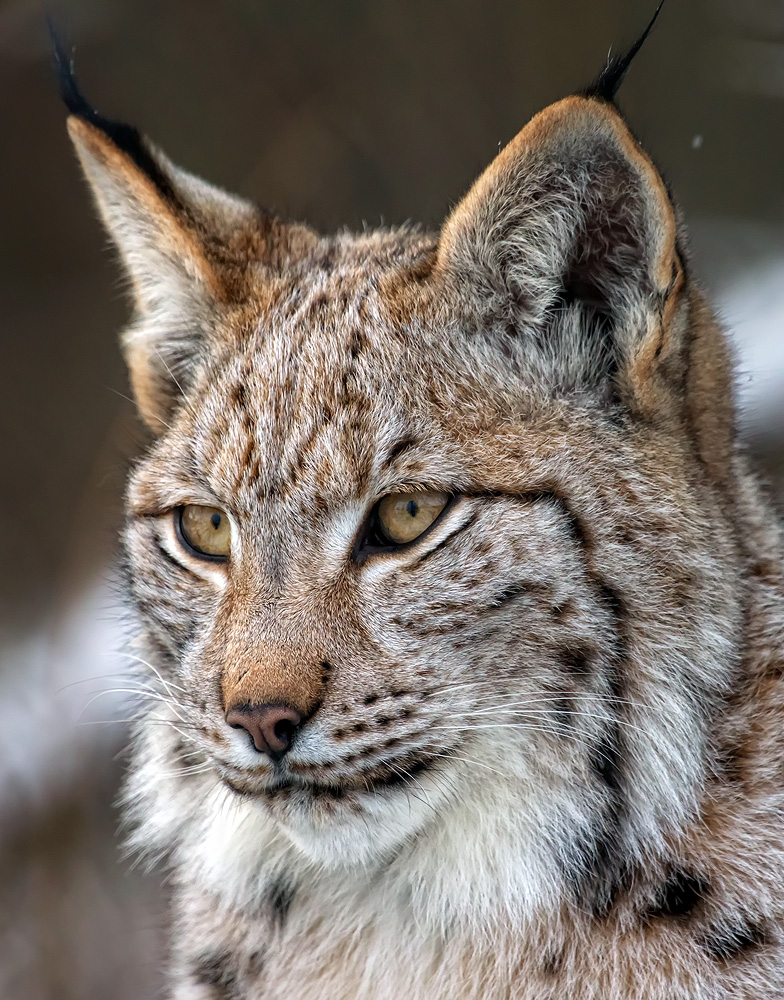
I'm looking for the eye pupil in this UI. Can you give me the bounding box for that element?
[177,504,231,560]
[372,490,449,548]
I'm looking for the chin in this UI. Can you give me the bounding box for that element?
[214,745,465,868]
[247,767,458,869]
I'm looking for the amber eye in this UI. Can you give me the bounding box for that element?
[375,491,449,545]
[176,505,231,560]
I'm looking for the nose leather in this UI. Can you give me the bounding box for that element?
[225,703,303,760]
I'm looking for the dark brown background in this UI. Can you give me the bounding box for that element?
[1,1,782,997]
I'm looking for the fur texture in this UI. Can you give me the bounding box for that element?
[67,72,784,999]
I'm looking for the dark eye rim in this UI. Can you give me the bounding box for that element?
[173,506,230,563]
[354,493,455,564]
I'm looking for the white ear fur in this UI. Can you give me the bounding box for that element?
[67,117,243,311]
[68,116,257,431]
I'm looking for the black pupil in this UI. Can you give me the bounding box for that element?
[211,512,222,531]
[406,500,418,518]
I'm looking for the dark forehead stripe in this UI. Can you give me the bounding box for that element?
[378,436,419,474]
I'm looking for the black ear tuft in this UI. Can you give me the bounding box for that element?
[49,18,173,196]
[49,17,95,120]
[584,1,665,103]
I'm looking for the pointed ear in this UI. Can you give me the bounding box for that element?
[436,96,682,402]
[67,112,317,432]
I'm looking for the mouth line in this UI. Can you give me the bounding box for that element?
[220,745,458,800]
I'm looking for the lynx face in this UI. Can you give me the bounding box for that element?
[70,91,741,910]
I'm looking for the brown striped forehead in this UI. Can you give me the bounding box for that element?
[131,219,693,522]
[182,276,431,509]
[140,296,656,514]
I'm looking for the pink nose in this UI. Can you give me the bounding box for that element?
[225,703,303,760]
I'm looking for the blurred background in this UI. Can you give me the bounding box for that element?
[0,1,782,996]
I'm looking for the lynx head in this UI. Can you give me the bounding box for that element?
[67,48,742,923]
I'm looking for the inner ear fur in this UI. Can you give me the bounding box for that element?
[437,97,682,395]
[68,115,318,433]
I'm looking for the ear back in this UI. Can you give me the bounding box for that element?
[437,97,680,397]
[64,63,318,432]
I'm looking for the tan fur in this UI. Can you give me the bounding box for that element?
[220,638,330,716]
[68,88,784,1000]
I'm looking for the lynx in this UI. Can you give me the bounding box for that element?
[63,20,784,1000]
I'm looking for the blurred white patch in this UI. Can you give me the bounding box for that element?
[720,258,784,428]
[0,577,132,837]
[690,217,784,434]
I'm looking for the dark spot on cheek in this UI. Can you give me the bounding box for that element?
[363,693,379,706]
[247,949,266,979]
[751,559,779,583]
[591,724,623,793]
[551,598,576,621]
[703,918,768,961]
[767,659,784,680]
[647,870,709,919]
[541,948,564,976]
[562,650,592,677]
[493,583,527,604]
[265,877,296,928]
[230,381,248,409]
[311,783,345,801]
[193,952,238,994]
[553,694,575,736]
[714,741,746,784]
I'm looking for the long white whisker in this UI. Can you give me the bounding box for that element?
[154,347,201,421]
[447,726,629,771]
[78,717,205,732]
[118,653,189,693]
[428,713,650,738]
[87,682,193,728]
[423,748,508,779]
[76,686,172,722]
[384,760,436,814]
[56,672,167,695]
[442,692,651,715]
[154,764,213,779]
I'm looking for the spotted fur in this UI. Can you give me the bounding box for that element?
[67,68,784,1000]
